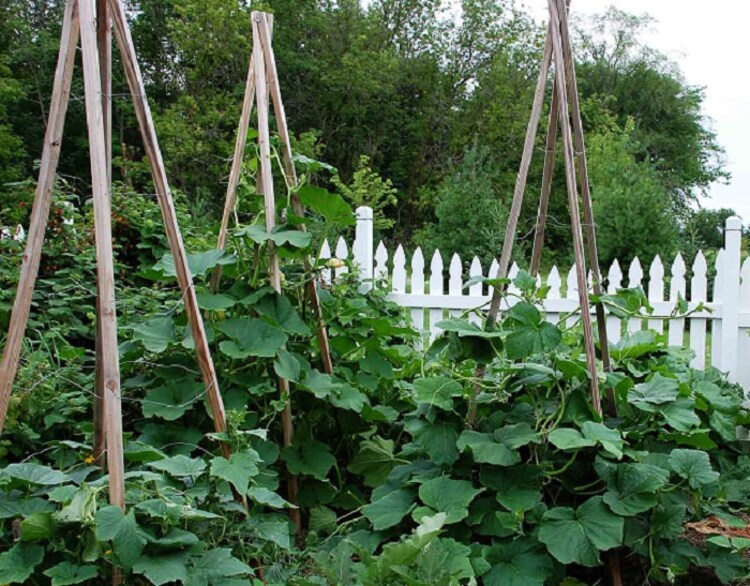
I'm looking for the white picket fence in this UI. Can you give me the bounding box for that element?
[318,207,749,389]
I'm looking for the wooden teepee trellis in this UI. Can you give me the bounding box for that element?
[0,0,234,515]
[210,11,337,535]
[483,0,615,418]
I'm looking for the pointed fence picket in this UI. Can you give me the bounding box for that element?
[317,210,748,392]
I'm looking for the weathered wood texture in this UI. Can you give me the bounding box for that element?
[108,0,231,457]
[80,0,125,508]
[0,0,80,433]
[252,11,301,534]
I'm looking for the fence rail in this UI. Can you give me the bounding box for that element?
[318,207,749,390]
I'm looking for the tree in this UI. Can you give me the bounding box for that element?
[586,120,679,267]
[415,143,506,266]
[575,7,728,209]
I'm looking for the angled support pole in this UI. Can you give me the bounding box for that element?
[547,0,601,415]
[107,0,232,458]
[80,0,126,509]
[93,0,111,469]
[252,11,302,535]
[213,13,334,376]
[554,0,614,413]
[470,0,610,426]
[256,16,335,376]
[0,0,80,433]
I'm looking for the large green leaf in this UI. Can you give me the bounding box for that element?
[273,349,301,383]
[629,374,680,406]
[505,303,562,359]
[281,440,336,480]
[538,496,623,567]
[457,430,518,466]
[0,543,44,583]
[601,463,669,516]
[549,422,624,459]
[669,449,719,489]
[610,330,660,359]
[481,465,541,512]
[189,548,254,582]
[2,463,69,485]
[210,451,261,495]
[131,317,175,353]
[296,184,355,226]
[254,293,311,336]
[217,317,288,359]
[153,249,236,278]
[408,420,460,466]
[142,379,203,420]
[483,539,553,586]
[636,397,701,432]
[148,455,207,478]
[195,293,236,311]
[20,511,53,541]
[94,506,147,569]
[348,436,400,487]
[133,554,189,586]
[416,477,482,524]
[43,562,99,585]
[363,488,415,530]
[237,224,312,248]
[412,376,463,410]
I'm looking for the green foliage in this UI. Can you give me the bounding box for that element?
[332,156,398,230]
[416,143,506,266]
[587,120,680,266]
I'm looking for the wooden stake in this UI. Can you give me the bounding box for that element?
[80,0,125,508]
[466,29,553,427]
[256,15,334,376]
[107,0,232,458]
[253,12,301,534]
[530,80,559,276]
[554,0,615,413]
[93,0,111,470]
[0,0,80,433]
[210,50,256,291]
[486,32,553,323]
[548,0,601,416]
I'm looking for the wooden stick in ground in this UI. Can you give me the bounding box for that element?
[107,0,232,459]
[554,0,615,414]
[0,0,80,434]
[548,0,602,416]
[210,51,256,291]
[80,0,125,509]
[486,31,553,323]
[93,0,111,469]
[253,12,301,534]
[257,14,334,376]
[465,28,553,427]
[530,80,560,276]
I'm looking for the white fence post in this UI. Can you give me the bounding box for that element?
[353,206,374,291]
[721,216,742,382]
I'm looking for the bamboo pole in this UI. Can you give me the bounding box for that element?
[548,0,601,416]
[466,28,553,427]
[529,81,559,276]
[0,0,80,434]
[554,0,615,414]
[93,0,111,469]
[210,51,256,291]
[486,32,554,323]
[80,0,125,508]
[256,15,334,376]
[253,12,301,534]
[107,0,232,459]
